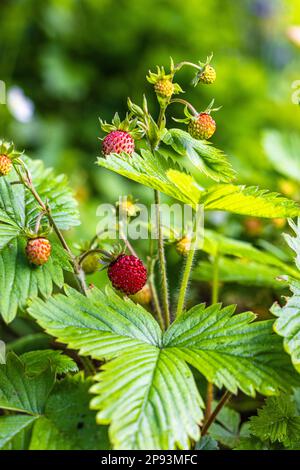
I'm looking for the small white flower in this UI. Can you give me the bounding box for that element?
[7,86,34,123]
[287,26,300,47]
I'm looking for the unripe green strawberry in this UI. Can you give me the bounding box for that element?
[199,65,216,84]
[154,79,174,98]
[82,253,100,274]
[131,283,152,305]
[188,113,216,140]
[26,238,51,266]
[0,154,12,176]
[176,236,191,256]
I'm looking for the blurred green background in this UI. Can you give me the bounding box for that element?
[1,0,300,312]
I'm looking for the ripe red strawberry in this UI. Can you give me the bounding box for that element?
[199,65,216,84]
[102,130,134,157]
[0,154,12,176]
[188,113,216,140]
[154,79,174,98]
[26,238,51,266]
[108,254,147,295]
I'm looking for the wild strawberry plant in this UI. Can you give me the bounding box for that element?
[0,56,300,450]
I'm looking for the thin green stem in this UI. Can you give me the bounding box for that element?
[170,98,198,116]
[154,189,170,328]
[148,256,165,330]
[14,161,88,295]
[79,356,97,377]
[212,253,220,304]
[175,240,196,318]
[119,224,138,258]
[174,61,202,72]
[205,253,220,421]
[175,211,202,318]
[201,391,232,436]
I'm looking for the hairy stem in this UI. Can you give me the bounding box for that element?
[201,391,232,436]
[119,224,138,258]
[148,256,164,330]
[154,189,170,328]
[15,161,88,294]
[205,253,220,421]
[175,241,196,318]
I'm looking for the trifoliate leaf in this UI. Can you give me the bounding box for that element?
[28,287,299,450]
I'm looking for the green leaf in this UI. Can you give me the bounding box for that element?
[90,348,203,450]
[29,374,109,450]
[0,179,24,250]
[0,238,72,323]
[164,304,299,396]
[249,395,300,447]
[28,286,203,450]
[283,218,300,270]
[0,415,37,450]
[272,279,300,372]
[203,229,299,277]
[194,257,289,288]
[163,128,236,183]
[0,352,55,414]
[195,435,219,450]
[0,354,108,450]
[23,156,80,231]
[209,405,250,448]
[97,153,300,218]
[97,150,201,207]
[201,184,300,218]
[263,131,300,183]
[21,350,78,375]
[28,286,299,450]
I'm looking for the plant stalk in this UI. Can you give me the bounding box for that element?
[201,391,232,436]
[15,161,88,295]
[154,189,170,328]
[205,253,220,421]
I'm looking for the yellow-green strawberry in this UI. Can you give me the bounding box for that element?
[154,79,174,99]
[130,283,152,305]
[176,236,192,256]
[199,64,216,84]
[82,253,100,274]
[0,154,12,176]
[188,113,216,140]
